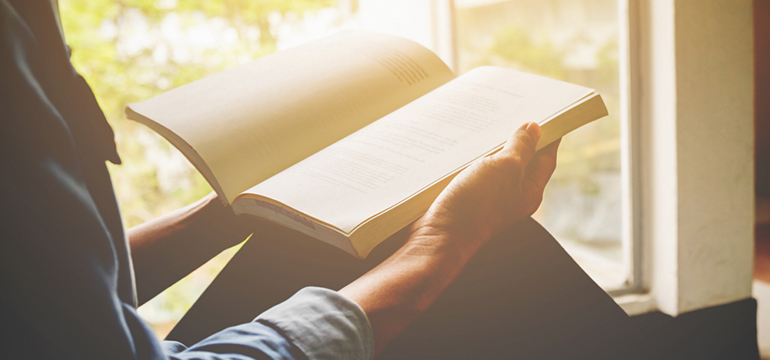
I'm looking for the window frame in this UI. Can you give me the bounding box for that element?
[615,0,754,316]
[612,0,643,298]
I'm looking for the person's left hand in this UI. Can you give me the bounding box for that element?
[129,191,254,303]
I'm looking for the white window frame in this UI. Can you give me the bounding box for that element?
[622,0,754,316]
[591,0,754,316]
[359,0,755,317]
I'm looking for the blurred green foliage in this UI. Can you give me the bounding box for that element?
[60,0,335,227]
[488,25,566,80]
[476,24,621,193]
[455,1,624,250]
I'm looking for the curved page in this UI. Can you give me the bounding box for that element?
[127,30,454,204]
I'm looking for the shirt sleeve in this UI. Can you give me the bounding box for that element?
[165,287,373,360]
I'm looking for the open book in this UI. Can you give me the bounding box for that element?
[126,30,608,259]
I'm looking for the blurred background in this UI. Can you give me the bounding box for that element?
[59,0,624,338]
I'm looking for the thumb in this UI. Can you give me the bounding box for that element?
[500,122,541,166]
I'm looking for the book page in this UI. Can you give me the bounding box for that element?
[127,31,454,204]
[242,66,596,233]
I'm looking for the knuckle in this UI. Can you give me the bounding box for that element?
[539,155,558,173]
[489,153,522,170]
[486,154,525,179]
[516,131,538,149]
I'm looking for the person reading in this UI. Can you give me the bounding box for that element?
[0,1,632,359]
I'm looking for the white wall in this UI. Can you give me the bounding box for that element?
[639,0,754,315]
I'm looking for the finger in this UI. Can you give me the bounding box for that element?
[524,138,560,190]
[501,122,541,167]
[540,137,560,160]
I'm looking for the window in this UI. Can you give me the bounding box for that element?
[359,0,636,292]
[456,0,627,290]
[62,0,636,336]
[61,0,754,337]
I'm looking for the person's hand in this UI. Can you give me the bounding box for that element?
[409,122,560,254]
[197,192,256,245]
[129,191,254,303]
[340,122,560,355]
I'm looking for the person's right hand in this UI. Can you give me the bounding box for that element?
[340,122,560,356]
[408,122,560,255]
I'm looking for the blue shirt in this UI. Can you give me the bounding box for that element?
[0,1,373,359]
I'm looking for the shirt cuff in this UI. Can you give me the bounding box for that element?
[255,287,373,360]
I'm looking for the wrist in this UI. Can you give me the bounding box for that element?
[408,213,488,256]
[404,224,483,266]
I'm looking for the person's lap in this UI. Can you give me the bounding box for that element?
[168,218,633,359]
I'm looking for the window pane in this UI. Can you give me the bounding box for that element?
[455,0,625,288]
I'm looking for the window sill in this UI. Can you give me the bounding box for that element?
[614,292,656,316]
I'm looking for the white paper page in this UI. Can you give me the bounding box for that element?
[245,67,594,232]
[128,31,453,203]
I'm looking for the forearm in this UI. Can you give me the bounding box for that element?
[339,223,481,356]
[129,194,252,304]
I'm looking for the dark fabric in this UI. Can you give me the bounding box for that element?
[627,298,759,360]
[1,1,148,358]
[0,2,353,359]
[169,216,636,360]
